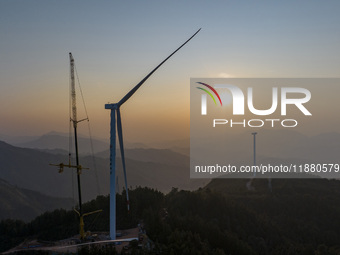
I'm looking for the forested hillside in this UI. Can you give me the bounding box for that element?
[2,178,340,254]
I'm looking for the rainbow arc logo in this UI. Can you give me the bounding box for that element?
[196,82,223,106]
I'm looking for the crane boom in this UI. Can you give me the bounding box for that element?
[69,52,83,238]
[70,53,77,126]
[50,53,102,241]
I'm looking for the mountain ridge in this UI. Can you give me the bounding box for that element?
[0,178,74,222]
[0,140,206,203]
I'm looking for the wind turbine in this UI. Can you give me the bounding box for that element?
[105,28,201,240]
[246,132,257,191]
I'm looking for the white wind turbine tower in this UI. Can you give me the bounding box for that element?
[105,29,201,240]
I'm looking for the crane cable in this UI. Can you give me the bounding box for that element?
[74,63,101,196]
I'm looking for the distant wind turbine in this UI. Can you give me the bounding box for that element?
[105,28,201,240]
[246,132,257,191]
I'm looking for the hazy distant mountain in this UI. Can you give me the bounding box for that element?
[2,131,190,155]
[149,138,189,155]
[1,129,338,203]
[34,148,69,155]
[0,134,38,145]
[149,137,189,148]
[0,141,207,203]
[96,147,189,162]
[250,130,340,162]
[0,178,74,222]
[11,131,157,154]
[96,147,189,159]
[15,133,109,155]
[122,148,189,166]
[0,141,86,199]
[192,129,340,164]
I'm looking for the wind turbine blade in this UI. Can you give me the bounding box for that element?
[117,28,201,106]
[116,108,130,211]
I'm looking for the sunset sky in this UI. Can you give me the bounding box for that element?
[1,0,339,144]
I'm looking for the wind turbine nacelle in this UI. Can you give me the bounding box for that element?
[105,104,118,110]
